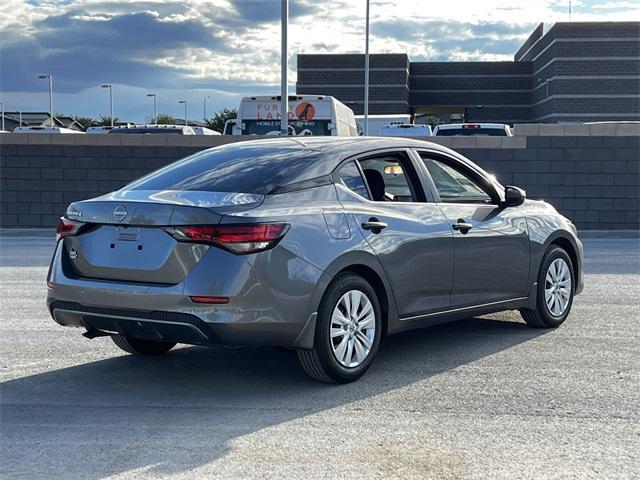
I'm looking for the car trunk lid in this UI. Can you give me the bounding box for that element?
[62,190,263,284]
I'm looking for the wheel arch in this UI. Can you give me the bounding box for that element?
[548,235,580,284]
[542,230,581,286]
[336,263,391,339]
[299,251,398,348]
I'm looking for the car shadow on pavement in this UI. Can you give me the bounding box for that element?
[1,316,547,479]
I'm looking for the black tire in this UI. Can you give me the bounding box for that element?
[297,273,382,384]
[112,334,176,356]
[520,246,575,328]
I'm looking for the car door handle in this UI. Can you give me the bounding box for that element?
[361,218,387,233]
[452,220,473,233]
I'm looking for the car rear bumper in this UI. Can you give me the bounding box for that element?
[49,300,220,345]
[47,295,317,348]
[46,240,323,348]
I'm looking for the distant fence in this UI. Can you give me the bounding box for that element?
[1,124,638,230]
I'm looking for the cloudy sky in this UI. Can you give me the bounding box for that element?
[1,0,638,123]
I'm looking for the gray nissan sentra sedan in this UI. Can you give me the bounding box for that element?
[47,137,584,383]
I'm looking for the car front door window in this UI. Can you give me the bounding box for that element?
[358,155,419,202]
[421,156,492,204]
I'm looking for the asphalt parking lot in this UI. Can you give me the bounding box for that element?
[0,233,638,479]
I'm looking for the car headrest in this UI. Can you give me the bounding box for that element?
[363,169,386,201]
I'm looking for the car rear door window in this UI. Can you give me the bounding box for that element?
[335,161,370,199]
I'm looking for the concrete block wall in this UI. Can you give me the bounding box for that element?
[0,130,638,230]
[455,136,639,230]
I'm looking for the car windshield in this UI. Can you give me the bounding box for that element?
[125,145,323,194]
[436,127,507,136]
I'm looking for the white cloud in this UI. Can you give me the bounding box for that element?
[0,0,638,117]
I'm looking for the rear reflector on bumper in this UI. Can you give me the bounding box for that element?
[165,223,289,254]
[190,296,229,304]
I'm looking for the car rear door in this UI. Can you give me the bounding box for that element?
[415,149,530,308]
[334,149,454,318]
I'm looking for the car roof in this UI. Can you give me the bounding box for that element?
[126,136,484,196]
[208,136,458,174]
[220,136,448,152]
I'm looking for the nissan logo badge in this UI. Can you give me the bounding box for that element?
[113,205,127,222]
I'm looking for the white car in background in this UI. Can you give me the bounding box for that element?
[87,126,115,134]
[433,123,513,136]
[108,125,196,135]
[380,124,432,137]
[13,126,84,134]
[223,119,236,135]
[355,114,412,136]
[192,126,221,135]
[86,125,134,134]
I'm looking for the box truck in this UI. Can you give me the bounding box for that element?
[233,95,357,136]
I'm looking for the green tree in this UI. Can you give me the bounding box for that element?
[422,115,442,128]
[73,116,95,131]
[97,115,120,126]
[205,108,238,133]
[156,113,177,125]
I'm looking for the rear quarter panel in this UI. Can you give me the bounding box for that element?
[222,185,397,328]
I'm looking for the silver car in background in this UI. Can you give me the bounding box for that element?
[47,137,583,383]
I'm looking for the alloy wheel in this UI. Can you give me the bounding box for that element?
[330,289,376,368]
[544,258,572,317]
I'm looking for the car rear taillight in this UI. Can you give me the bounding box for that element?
[170,226,216,244]
[166,223,289,254]
[56,217,85,241]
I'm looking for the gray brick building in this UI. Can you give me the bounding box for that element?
[296,21,640,123]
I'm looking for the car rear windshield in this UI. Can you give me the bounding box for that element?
[436,127,507,136]
[125,144,323,194]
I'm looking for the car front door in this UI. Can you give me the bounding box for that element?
[334,150,453,318]
[415,149,531,308]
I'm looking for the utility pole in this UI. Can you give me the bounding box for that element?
[146,93,157,125]
[101,84,113,126]
[203,95,211,121]
[38,74,53,126]
[569,0,572,21]
[178,100,187,126]
[280,0,289,135]
[364,0,370,135]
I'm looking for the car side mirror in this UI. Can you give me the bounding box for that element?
[504,186,526,207]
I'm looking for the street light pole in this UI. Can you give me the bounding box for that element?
[203,96,211,121]
[178,100,187,126]
[146,93,157,125]
[0,102,4,131]
[364,0,370,136]
[101,84,113,126]
[38,74,53,127]
[280,0,289,135]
